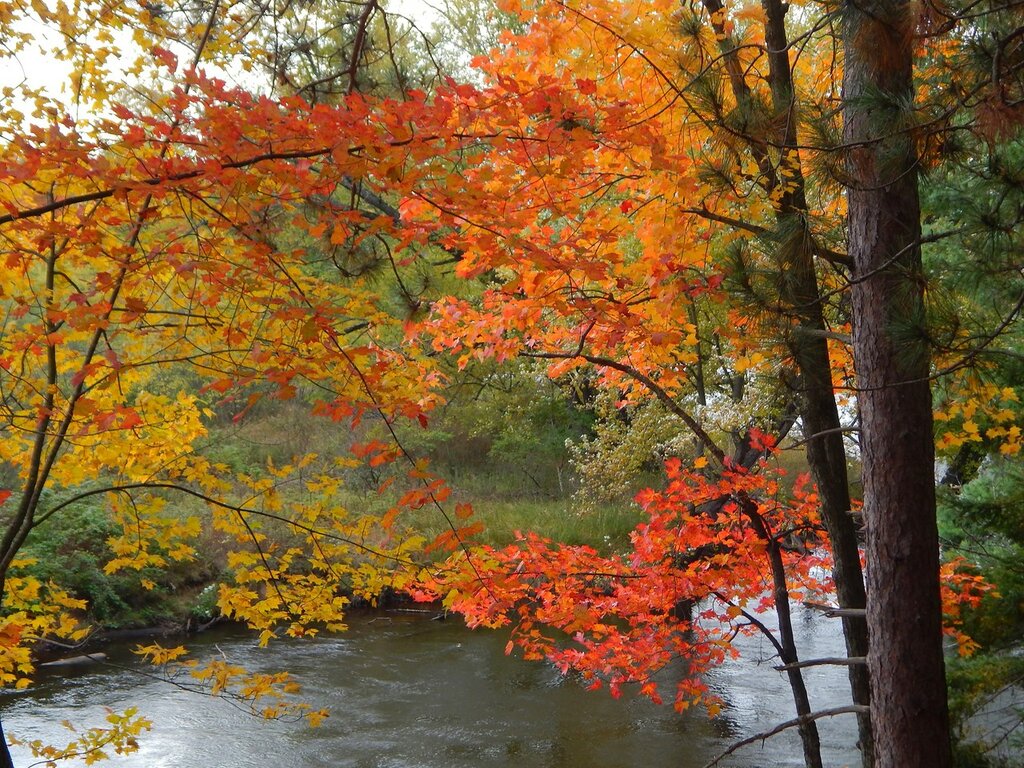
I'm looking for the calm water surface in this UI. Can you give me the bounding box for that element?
[2,607,860,767]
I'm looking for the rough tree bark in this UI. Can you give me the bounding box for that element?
[759,0,874,762]
[701,10,875,757]
[843,1,952,765]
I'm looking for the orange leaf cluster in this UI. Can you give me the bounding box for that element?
[419,454,833,712]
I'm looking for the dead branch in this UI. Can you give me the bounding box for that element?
[701,705,870,768]
[804,601,867,618]
[774,656,867,672]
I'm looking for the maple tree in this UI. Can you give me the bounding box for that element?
[403,2,874,762]
[0,1,458,763]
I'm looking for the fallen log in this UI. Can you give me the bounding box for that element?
[39,652,107,668]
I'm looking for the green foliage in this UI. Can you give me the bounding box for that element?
[939,481,1024,649]
[190,583,221,622]
[22,499,146,627]
[203,401,354,474]
[924,125,1024,761]
[922,134,1024,374]
[946,457,1024,540]
[404,495,642,554]
[952,741,1023,768]
[394,359,594,499]
[424,0,527,77]
[947,654,1024,768]
[568,394,688,513]
[940,456,1024,764]
[263,1,443,101]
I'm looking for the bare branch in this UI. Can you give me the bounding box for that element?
[774,656,867,672]
[804,601,867,618]
[701,706,870,768]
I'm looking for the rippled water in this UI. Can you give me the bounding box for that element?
[2,607,861,767]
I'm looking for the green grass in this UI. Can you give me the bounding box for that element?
[439,496,643,553]
[328,484,644,556]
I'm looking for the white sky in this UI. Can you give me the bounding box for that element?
[2,0,445,124]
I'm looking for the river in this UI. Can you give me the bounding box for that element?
[2,606,860,767]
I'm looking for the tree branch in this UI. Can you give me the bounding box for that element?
[774,656,867,671]
[34,482,421,567]
[701,705,870,768]
[804,601,867,618]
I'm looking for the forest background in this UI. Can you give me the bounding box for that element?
[0,0,1022,767]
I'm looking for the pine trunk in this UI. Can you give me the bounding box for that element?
[843,2,952,766]
[759,0,873,759]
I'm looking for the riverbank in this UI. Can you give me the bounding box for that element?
[22,482,643,651]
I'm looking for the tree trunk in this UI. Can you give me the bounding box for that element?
[843,2,952,766]
[791,341,872,764]
[759,0,874,759]
[0,716,14,768]
[744,498,824,768]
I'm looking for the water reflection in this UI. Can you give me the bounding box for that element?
[3,607,860,768]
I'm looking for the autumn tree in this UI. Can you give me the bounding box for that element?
[0,1,465,763]
[404,2,874,762]
[841,0,948,762]
[400,0,1022,765]
[926,105,1024,758]
[842,0,1024,763]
